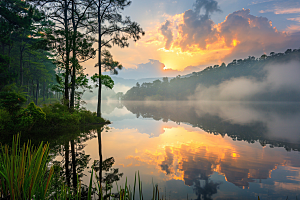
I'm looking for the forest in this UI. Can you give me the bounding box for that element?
[0,0,144,134]
[123,49,300,101]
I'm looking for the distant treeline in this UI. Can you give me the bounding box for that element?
[123,49,300,101]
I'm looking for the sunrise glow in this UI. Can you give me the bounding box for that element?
[96,124,300,189]
[100,3,300,76]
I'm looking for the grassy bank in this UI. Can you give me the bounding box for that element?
[0,101,109,135]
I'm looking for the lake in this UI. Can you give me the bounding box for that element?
[76,100,300,199]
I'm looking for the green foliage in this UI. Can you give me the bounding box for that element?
[100,49,123,75]
[0,109,11,130]
[91,74,115,89]
[78,109,106,124]
[0,89,26,115]
[0,54,14,89]
[19,102,46,131]
[42,103,81,127]
[41,103,107,129]
[0,135,54,200]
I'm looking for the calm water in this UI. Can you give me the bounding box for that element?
[3,101,299,199]
[79,101,300,199]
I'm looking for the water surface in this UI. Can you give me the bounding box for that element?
[80,101,300,199]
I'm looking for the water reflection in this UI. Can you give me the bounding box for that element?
[2,100,300,199]
[123,101,300,150]
[95,101,300,199]
[0,124,124,199]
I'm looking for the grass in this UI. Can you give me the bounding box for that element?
[0,135,54,200]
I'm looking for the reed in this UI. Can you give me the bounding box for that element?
[0,135,54,200]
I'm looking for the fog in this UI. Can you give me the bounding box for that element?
[190,61,300,101]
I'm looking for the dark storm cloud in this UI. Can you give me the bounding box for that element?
[160,20,174,50]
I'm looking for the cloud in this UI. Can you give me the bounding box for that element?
[111,59,181,79]
[160,146,174,175]
[189,60,300,101]
[260,7,300,14]
[249,0,275,5]
[193,0,221,16]
[286,25,300,32]
[160,20,174,50]
[287,17,300,23]
[171,0,221,51]
[157,2,300,66]
[216,9,291,58]
[110,59,206,79]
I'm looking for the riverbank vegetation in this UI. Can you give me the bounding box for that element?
[0,86,108,135]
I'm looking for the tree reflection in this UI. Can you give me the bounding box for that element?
[194,179,220,200]
[124,101,300,152]
[93,126,123,199]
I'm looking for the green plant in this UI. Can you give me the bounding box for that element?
[0,90,26,116]
[0,135,54,200]
[42,103,81,127]
[19,102,46,131]
[0,109,11,130]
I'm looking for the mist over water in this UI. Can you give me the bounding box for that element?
[189,61,300,101]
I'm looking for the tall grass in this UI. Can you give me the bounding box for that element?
[0,135,54,200]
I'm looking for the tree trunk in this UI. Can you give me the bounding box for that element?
[47,86,49,101]
[36,79,39,105]
[43,80,46,103]
[70,0,77,109]
[19,46,24,86]
[32,80,35,103]
[27,80,30,104]
[71,140,77,189]
[65,142,70,187]
[64,0,70,107]
[1,43,4,54]
[8,33,12,71]
[97,128,103,187]
[97,1,102,117]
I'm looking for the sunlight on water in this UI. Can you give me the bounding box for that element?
[80,101,300,199]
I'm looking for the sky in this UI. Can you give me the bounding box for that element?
[84,0,300,79]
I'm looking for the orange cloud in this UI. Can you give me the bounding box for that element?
[101,5,300,74]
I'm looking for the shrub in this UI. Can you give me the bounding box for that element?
[78,109,106,124]
[0,90,26,116]
[42,103,81,127]
[19,102,46,131]
[0,109,11,130]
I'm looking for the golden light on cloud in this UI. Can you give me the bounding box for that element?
[90,7,300,77]
[231,39,240,47]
